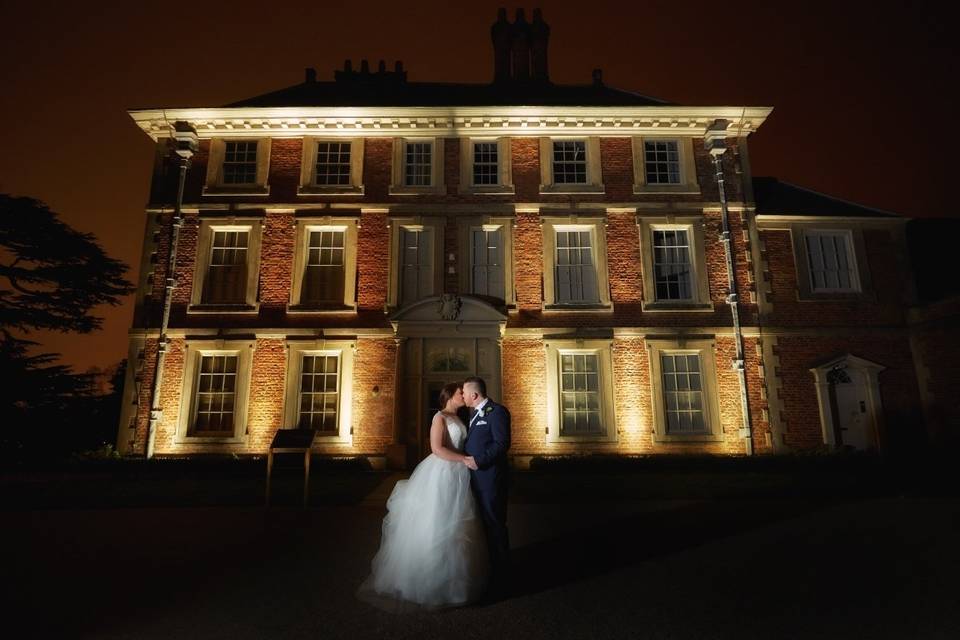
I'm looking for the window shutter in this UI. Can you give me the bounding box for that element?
[418,228,434,298]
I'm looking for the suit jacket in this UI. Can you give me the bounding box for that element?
[464,399,511,490]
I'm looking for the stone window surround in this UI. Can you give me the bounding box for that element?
[544,339,617,444]
[638,215,713,311]
[287,217,359,313]
[386,216,446,309]
[541,216,613,311]
[539,137,605,195]
[646,337,725,443]
[631,136,700,194]
[188,219,262,314]
[458,137,515,194]
[283,339,356,445]
[389,137,446,195]
[297,137,365,196]
[456,216,516,307]
[789,224,874,301]
[203,138,272,196]
[174,339,255,445]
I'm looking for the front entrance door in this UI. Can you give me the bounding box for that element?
[812,355,886,452]
[830,368,871,450]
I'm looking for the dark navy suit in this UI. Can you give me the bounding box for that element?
[463,398,511,584]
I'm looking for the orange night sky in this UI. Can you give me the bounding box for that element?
[0,0,954,372]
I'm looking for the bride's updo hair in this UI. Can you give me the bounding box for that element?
[437,382,462,410]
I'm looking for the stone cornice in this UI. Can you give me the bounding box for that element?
[128,106,773,141]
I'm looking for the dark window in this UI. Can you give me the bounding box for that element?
[552,140,587,184]
[222,141,258,185]
[314,142,352,186]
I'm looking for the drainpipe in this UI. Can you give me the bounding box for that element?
[145,122,198,458]
[705,120,754,455]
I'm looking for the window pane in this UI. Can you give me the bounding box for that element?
[559,353,603,435]
[552,140,588,184]
[222,141,258,185]
[644,140,681,185]
[805,232,857,292]
[661,353,708,435]
[194,354,238,433]
[297,354,340,433]
[314,142,352,186]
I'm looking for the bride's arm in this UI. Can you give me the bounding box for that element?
[429,413,468,462]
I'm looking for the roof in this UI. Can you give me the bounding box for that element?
[225,79,672,108]
[752,177,901,218]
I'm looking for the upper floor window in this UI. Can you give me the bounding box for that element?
[632,137,699,194]
[289,219,359,312]
[203,138,271,195]
[541,218,612,310]
[788,225,873,301]
[555,229,599,304]
[298,138,364,195]
[222,142,258,185]
[804,230,859,292]
[189,221,262,312]
[400,226,434,305]
[644,140,681,185]
[552,140,587,184]
[203,230,248,305]
[539,138,604,194]
[391,138,444,195]
[652,229,693,301]
[457,217,515,305]
[639,218,712,311]
[459,138,514,194]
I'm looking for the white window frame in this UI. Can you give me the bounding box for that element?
[545,340,617,443]
[457,216,515,305]
[459,138,514,194]
[189,220,262,312]
[646,338,724,443]
[283,340,355,445]
[632,137,699,194]
[789,224,873,300]
[390,138,445,195]
[298,138,364,195]
[539,137,604,194]
[288,218,359,312]
[175,340,254,445]
[802,229,861,293]
[541,217,612,310]
[203,138,272,196]
[638,217,712,311]
[386,216,445,309]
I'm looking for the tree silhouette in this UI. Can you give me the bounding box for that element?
[0,194,135,460]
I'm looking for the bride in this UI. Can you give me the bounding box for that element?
[357,382,489,610]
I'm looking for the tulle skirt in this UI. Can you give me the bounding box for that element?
[357,454,489,611]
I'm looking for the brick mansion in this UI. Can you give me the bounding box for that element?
[116,10,942,468]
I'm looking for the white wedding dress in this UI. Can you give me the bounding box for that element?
[357,412,489,611]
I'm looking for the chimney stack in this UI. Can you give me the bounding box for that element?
[510,9,531,82]
[305,67,317,83]
[530,8,550,82]
[491,8,511,83]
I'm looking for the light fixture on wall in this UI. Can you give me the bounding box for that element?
[371,385,380,397]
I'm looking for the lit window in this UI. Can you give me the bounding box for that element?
[470,227,505,299]
[399,227,434,305]
[660,353,707,435]
[300,230,345,305]
[555,229,599,303]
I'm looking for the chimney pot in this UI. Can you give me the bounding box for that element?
[592,68,603,86]
[305,67,317,83]
[395,60,404,73]
[360,59,369,74]
[344,59,352,72]
[378,60,386,73]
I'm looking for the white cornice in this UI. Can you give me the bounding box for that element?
[755,215,905,225]
[128,106,773,141]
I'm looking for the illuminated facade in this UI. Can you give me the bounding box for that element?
[117,10,923,466]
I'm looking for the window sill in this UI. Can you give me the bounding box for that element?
[173,434,248,445]
[202,185,271,197]
[544,303,614,313]
[389,185,446,196]
[633,184,701,195]
[297,185,364,196]
[652,432,725,443]
[549,433,619,444]
[459,185,516,196]
[539,184,605,196]
[187,303,260,315]
[795,289,876,303]
[641,301,715,312]
[310,435,353,447]
[287,303,357,314]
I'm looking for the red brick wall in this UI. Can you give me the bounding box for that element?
[351,338,397,453]
[358,209,389,311]
[501,338,547,452]
[513,211,543,310]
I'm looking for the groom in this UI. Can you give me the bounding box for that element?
[461,376,511,596]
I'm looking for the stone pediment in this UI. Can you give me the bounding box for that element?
[390,295,507,336]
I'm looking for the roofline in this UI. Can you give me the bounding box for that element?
[127,105,773,141]
[755,215,907,225]
[754,177,903,219]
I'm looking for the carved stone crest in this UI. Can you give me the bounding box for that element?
[438,294,462,320]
